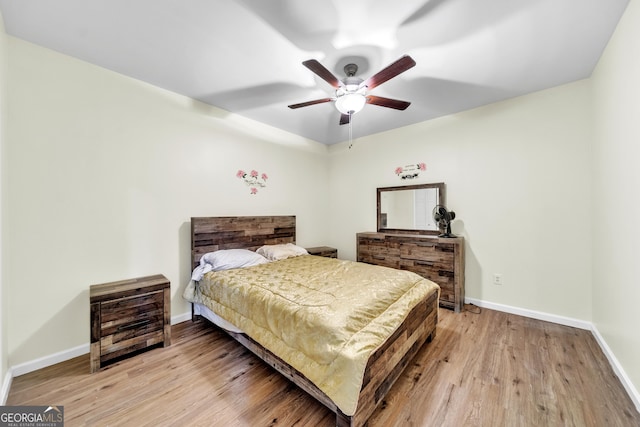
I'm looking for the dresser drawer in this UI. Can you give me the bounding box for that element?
[400,259,455,301]
[398,241,455,300]
[398,241,454,262]
[357,238,400,268]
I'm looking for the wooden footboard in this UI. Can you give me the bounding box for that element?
[202,289,438,427]
[339,289,438,427]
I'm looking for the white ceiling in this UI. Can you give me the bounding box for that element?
[0,0,629,145]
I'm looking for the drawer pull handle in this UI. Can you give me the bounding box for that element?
[372,255,386,260]
[416,242,436,247]
[117,319,151,331]
[416,261,435,266]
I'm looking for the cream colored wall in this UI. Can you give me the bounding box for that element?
[0,9,8,387]
[328,80,593,320]
[591,0,640,398]
[5,38,330,366]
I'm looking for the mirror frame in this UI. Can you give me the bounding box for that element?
[377,182,446,235]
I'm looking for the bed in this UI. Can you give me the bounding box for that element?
[184,216,439,427]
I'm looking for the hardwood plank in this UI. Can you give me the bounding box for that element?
[7,308,640,426]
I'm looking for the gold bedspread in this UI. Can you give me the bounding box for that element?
[184,255,439,416]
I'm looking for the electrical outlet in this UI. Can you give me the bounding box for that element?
[493,273,503,285]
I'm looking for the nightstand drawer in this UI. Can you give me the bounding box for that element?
[100,327,165,364]
[100,291,164,335]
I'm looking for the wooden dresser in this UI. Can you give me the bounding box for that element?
[90,274,171,372]
[357,232,465,312]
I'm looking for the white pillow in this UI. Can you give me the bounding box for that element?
[256,243,308,261]
[202,249,269,271]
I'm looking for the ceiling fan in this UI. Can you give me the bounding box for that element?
[288,55,416,125]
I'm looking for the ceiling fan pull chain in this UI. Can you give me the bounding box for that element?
[348,112,353,149]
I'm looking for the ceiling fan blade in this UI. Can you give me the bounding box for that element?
[363,55,416,91]
[303,59,342,89]
[339,113,351,125]
[366,95,411,110]
[288,97,334,109]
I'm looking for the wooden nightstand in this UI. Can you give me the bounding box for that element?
[306,246,338,258]
[90,274,171,373]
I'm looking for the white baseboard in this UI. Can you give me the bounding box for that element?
[590,325,640,413]
[1,369,12,405]
[7,311,193,379]
[171,311,192,325]
[466,297,640,413]
[11,343,89,377]
[464,297,592,330]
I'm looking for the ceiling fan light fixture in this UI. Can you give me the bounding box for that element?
[335,92,366,115]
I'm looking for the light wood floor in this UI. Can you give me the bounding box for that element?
[8,307,640,426]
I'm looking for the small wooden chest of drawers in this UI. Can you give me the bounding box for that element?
[357,232,465,312]
[306,246,338,258]
[90,274,171,372]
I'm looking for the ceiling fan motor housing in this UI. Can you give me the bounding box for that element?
[343,63,359,77]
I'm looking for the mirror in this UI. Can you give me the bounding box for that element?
[377,183,445,235]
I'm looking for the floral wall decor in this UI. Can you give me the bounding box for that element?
[395,162,426,180]
[237,169,268,194]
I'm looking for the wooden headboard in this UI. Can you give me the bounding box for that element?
[191,216,296,268]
